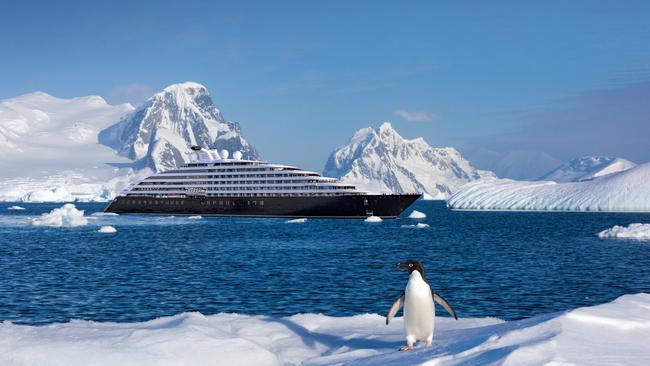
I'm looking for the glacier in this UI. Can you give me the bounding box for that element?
[323,123,493,199]
[0,293,648,366]
[448,162,650,212]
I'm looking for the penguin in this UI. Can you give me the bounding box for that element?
[385,259,457,351]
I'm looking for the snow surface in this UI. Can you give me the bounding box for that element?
[598,223,650,240]
[538,156,636,182]
[30,204,88,227]
[323,122,493,199]
[286,218,308,223]
[448,162,650,212]
[97,225,117,233]
[1,293,648,366]
[365,216,383,223]
[408,210,426,219]
[7,205,25,210]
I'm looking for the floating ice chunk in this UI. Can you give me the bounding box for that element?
[365,216,382,223]
[401,223,430,229]
[286,218,307,223]
[598,223,650,240]
[7,205,25,210]
[97,226,117,233]
[188,215,202,220]
[91,212,119,216]
[31,204,88,227]
[408,210,426,219]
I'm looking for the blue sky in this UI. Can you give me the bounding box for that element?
[1,0,649,171]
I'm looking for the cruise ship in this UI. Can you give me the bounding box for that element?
[105,147,420,218]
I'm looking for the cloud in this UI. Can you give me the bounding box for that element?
[393,109,439,122]
[106,83,154,106]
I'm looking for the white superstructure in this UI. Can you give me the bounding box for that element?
[122,148,366,198]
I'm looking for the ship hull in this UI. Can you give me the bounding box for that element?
[104,194,420,218]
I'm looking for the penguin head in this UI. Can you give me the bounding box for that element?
[395,259,425,277]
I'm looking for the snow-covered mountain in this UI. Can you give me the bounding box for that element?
[0,82,260,201]
[537,156,636,182]
[99,82,259,172]
[448,162,650,212]
[323,122,494,198]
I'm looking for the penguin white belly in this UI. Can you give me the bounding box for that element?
[403,271,435,341]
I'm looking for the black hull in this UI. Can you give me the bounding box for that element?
[104,194,420,218]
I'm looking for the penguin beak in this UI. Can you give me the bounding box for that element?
[395,262,408,271]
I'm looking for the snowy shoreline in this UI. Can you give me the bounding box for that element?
[1,293,649,365]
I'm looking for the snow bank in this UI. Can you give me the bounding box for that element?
[407,210,426,219]
[286,218,307,223]
[1,294,648,366]
[598,223,650,240]
[448,162,650,212]
[365,216,382,223]
[97,226,117,233]
[7,205,25,210]
[188,215,202,220]
[30,204,88,227]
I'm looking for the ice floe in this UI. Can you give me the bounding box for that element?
[97,226,117,233]
[7,205,25,210]
[0,294,648,365]
[407,210,426,219]
[90,212,119,216]
[402,223,430,229]
[365,216,382,223]
[286,218,307,223]
[30,204,88,227]
[598,223,650,240]
[188,215,202,220]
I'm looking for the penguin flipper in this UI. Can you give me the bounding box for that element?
[386,293,405,325]
[432,290,458,320]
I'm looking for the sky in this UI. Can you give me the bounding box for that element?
[1,0,649,173]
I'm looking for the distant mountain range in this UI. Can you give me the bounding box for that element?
[323,122,494,199]
[0,82,642,204]
[538,156,636,182]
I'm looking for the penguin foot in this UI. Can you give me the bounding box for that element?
[399,345,414,351]
[424,340,433,348]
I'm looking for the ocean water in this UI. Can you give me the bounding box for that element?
[1,201,649,325]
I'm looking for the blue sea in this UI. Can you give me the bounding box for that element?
[1,201,649,325]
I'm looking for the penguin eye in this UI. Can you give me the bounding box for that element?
[409,263,413,267]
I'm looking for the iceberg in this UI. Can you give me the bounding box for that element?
[7,205,25,210]
[30,204,88,227]
[365,216,382,223]
[0,294,648,365]
[407,210,426,219]
[286,218,307,223]
[188,215,202,220]
[97,225,117,233]
[401,223,430,229]
[598,223,650,240]
[448,162,650,212]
